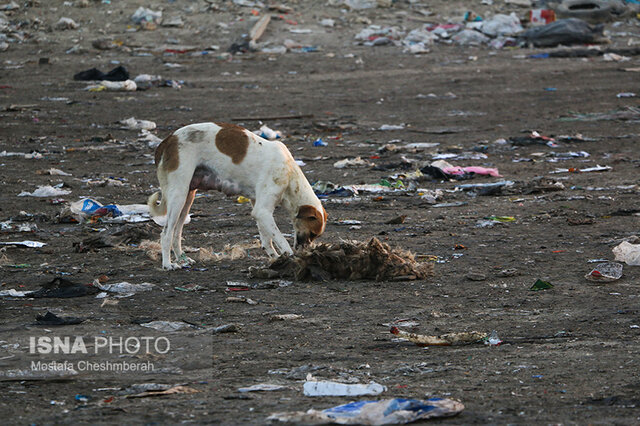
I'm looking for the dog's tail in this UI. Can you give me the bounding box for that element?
[147,191,167,217]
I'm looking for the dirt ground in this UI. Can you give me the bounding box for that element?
[1,0,639,424]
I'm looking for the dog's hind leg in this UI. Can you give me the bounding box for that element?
[172,189,197,266]
[160,185,192,270]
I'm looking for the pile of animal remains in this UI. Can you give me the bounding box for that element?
[253,237,433,281]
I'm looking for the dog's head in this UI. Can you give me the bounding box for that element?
[294,204,327,249]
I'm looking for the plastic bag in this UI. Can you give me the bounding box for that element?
[519,18,605,47]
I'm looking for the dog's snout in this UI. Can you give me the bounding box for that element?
[295,232,315,249]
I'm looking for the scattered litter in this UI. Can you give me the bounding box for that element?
[303,380,386,397]
[312,181,356,198]
[67,198,156,224]
[267,398,464,424]
[0,150,43,159]
[0,289,33,297]
[604,53,631,62]
[119,117,156,130]
[485,330,503,346]
[455,180,514,193]
[97,281,155,297]
[254,124,282,140]
[175,283,207,292]
[585,262,623,282]
[31,277,99,298]
[379,124,405,131]
[55,17,79,31]
[334,157,373,169]
[0,240,46,248]
[518,18,607,47]
[238,384,288,392]
[270,314,304,321]
[0,368,78,382]
[433,202,467,208]
[140,321,196,333]
[613,242,640,266]
[254,238,433,281]
[0,221,37,232]
[36,168,71,176]
[530,279,553,291]
[131,6,162,27]
[226,296,258,305]
[481,13,523,37]
[390,326,487,346]
[74,66,129,82]
[440,165,502,178]
[320,19,335,27]
[18,185,71,197]
[550,165,612,174]
[125,385,198,398]
[530,9,557,26]
[35,311,84,326]
[138,129,163,148]
[452,29,490,46]
[85,80,137,92]
[555,0,629,24]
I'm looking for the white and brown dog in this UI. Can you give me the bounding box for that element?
[147,122,327,270]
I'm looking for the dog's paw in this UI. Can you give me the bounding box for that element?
[162,262,182,271]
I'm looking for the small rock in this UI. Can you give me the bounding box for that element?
[496,268,518,277]
[212,324,239,334]
[466,272,486,281]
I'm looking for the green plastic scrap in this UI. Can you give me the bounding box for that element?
[530,279,553,291]
[380,179,405,189]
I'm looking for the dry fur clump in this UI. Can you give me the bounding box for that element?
[260,237,434,281]
[139,240,162,260]
[198,240,260,262]
[139,240,259,263]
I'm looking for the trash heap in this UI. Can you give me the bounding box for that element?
[252,237,434,281]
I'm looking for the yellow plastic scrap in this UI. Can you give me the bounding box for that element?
[236,196,251,204]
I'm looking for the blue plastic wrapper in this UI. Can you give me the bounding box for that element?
[77,199,123,218]
[78,198,102,214]
[267,397,464,425]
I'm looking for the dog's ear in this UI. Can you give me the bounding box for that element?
[297,205,321,221]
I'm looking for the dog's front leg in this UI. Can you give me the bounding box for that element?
[251,198,293,258]
[171,189,197,266]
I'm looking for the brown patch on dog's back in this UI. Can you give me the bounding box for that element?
[155,134,179,172]
[297,205,325,236]
[214,122,249,164]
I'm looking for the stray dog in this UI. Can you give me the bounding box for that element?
[147,122,327,270]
